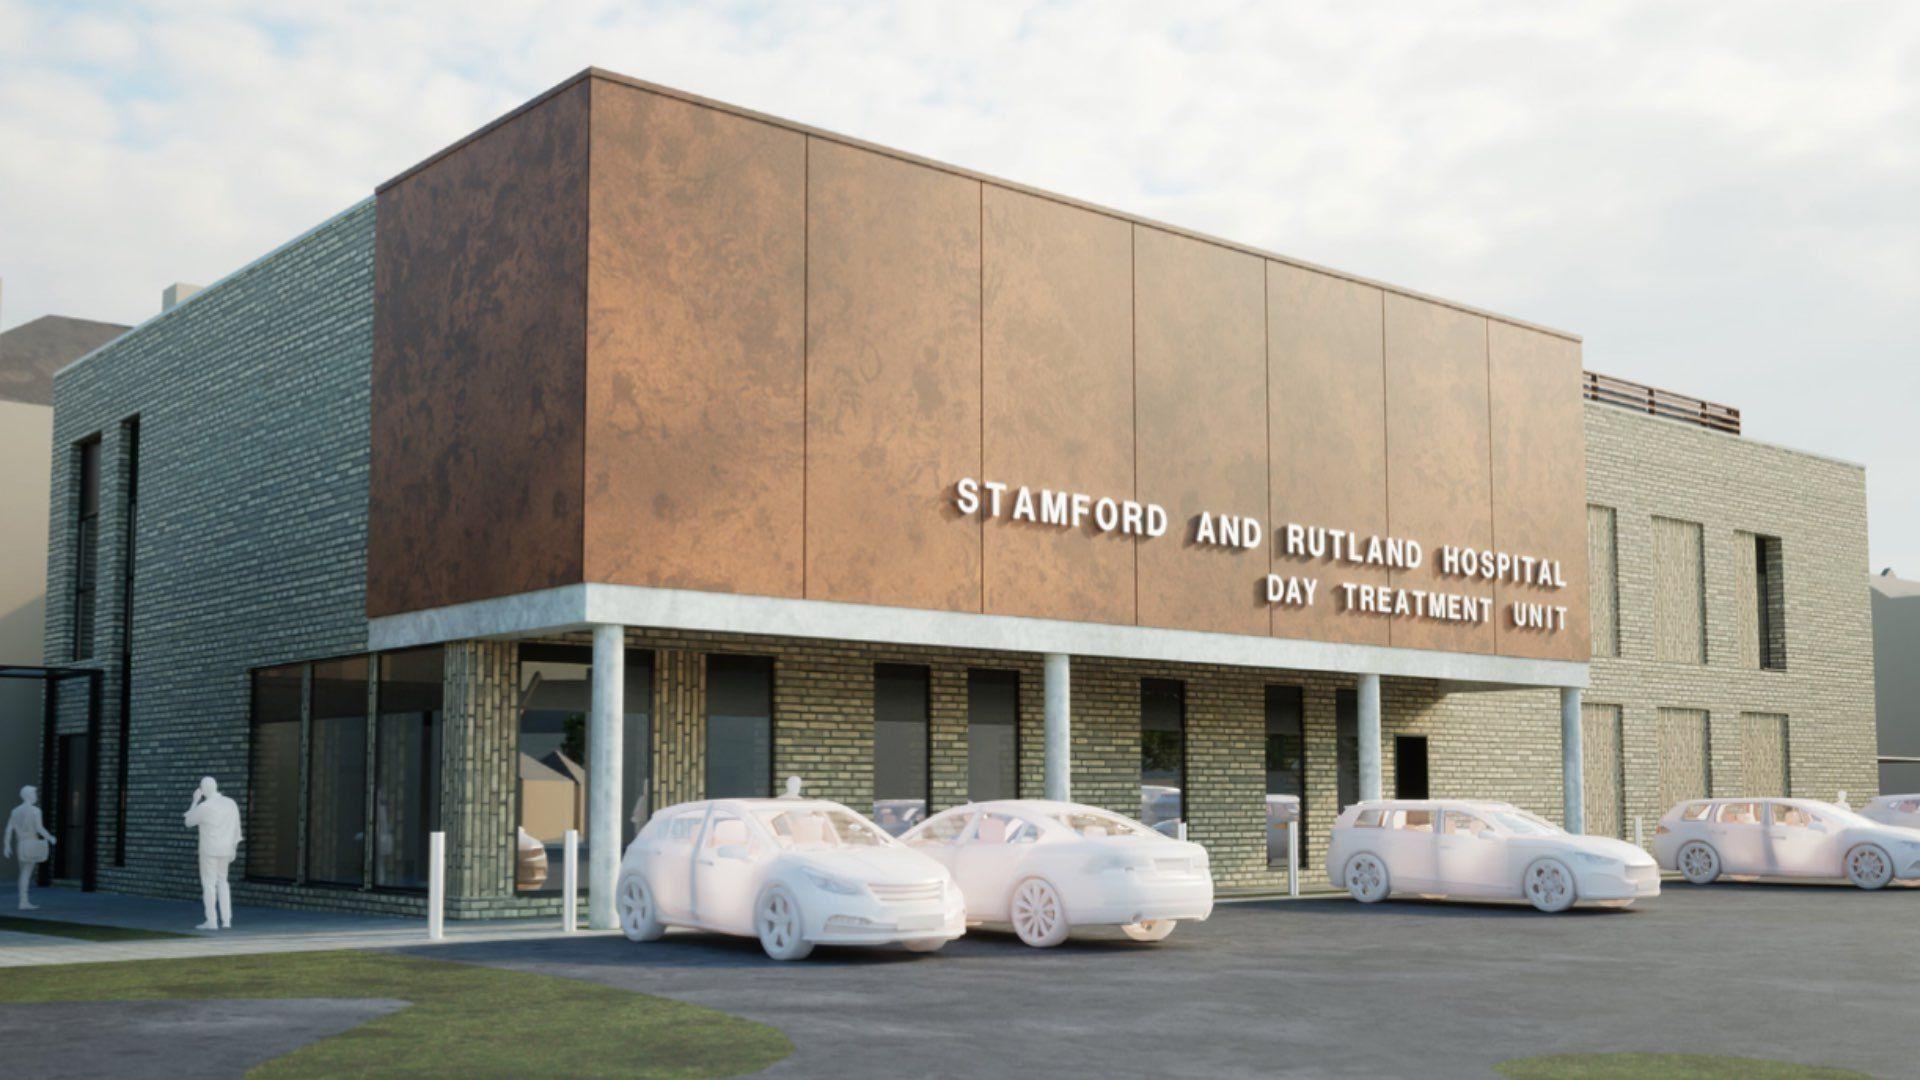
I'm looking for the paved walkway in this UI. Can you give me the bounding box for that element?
[0,888,617,968]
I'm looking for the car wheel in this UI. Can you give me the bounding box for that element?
[1677,841,1721,885]
[1846,844,1895,890]
[1121,919,1176,943]
[1009,877,1069,948]
[1522,858,1577,913]
[1345,853,1391,903]
[756,884,814,961]
[902,937,947,953]
[616,874,665,942]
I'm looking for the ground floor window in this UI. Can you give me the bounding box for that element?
[706,654,772,799]
[1140,678,1185,833]
[966,669,1019,801]
[245,664,304,882]
[1265,685,1304,867]
[1394,735,1429,800]
[374,648,443,890]
[872,664,929,835]
[1336,689,1359,812]
[515,644,653,895]
[306,656,368,887]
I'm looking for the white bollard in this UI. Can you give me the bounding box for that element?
[563,829,580,934]
[1287,820,1300,898]
[428,831,445,941]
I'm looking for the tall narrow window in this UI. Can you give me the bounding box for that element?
[71,438,101,660]
[306,656,368,887]
[245,664,304,882]
[707,655,773,799]
[1755,535,1786,670]
[966,669,1019,802]
[374,648,442,890]
[1140,679,1185,832]
[114,419,139,866]
[1265,686,1305,867]
[873,664,930,835]
[1336,689,1359,812]
[1394,736,1429,799]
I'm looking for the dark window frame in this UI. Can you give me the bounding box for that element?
[704,653,777,800]
[113,418,139,866]
[872,663,931,830]
[1264,684,1306,867]
[965,668,1021,804]
[243,663,307,885]
[1754,534,1787,671]
[371,647,444,893]
[1393,735,1430,800]
[1141,678,1187,825]
[71,436,102,660]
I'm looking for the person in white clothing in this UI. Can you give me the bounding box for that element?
[184,776,242,929]
[6,786,56,910]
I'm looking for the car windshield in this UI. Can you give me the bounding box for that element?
[1492,810,1563,836]
[753,807,896,850]
[1052,809,1152,839]
[1800,802,1876,829]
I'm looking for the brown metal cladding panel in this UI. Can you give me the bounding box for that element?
[980,185,1134,624]
[805,139,983,610]
[1133,226,1268,636]
[368,82,589,618]
[1383,293,1495,653]
[584,82,807,597]
[1267,263,1391,647]
[1489,321,1591,660]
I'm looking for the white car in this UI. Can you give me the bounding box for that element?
[1654,797,1920,890]
[1326,799,1660,913]
[1860,794,1920,831]
[902,800,1213,946]
[615,796,966,960]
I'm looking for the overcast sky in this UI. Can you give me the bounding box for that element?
[3,1,1915,574]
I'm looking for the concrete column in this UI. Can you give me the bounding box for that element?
[1562,687,1585,835]
[1044,653,1070,802]
[1357,673,1382,802]
[588,624,624,930]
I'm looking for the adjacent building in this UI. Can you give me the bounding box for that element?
[38,69,1879,919]
[1871,571,1920,793]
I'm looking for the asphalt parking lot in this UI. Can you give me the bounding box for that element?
[429,881,1920,1079]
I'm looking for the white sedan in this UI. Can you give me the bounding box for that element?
[1860,794,1920,831]
[1327,799,1660,913]
[615,796,966,960]
[1655,797,1920,890]
[902,800,1213,947]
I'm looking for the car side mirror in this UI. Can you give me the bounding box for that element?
[717,844,751,861]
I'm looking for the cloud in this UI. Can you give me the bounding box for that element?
[2,0,1916,571]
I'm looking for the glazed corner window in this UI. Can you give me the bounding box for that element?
[966,669,1019,802]
[1264,685,1305,868]
[373,648,443,890]
[872,664,930,836]
[1140,679,1185,832]
[707,654,773,799]
[1754,534,1787,670]
[71,437,102,660]
[306,656,369,887]
[515,645,654,895]
[244,664,304,882]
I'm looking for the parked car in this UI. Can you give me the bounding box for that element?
[1859,794,1920,831]
[902,800,1213,946]
[615,795,966,960]
[1326,799,1660,912]
[1654,797,1920,890]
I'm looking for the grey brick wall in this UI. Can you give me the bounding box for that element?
[45,200,374,908]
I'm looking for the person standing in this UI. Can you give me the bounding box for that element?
[184,776,242,930]
[5,786,55,910]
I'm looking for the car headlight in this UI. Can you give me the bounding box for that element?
[1572,852,1619,867]
[801,869,863,896]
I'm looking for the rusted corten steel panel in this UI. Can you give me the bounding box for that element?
[803,138,984,611]
[367,80,590,618]
[369,70,1589,666]
[1267,262,1391,647]
[1133,226,1269,637]
[1490,321,1591,660]
[1383,293,1496,654]
[980,185,1135,625]
[584,80,808,598]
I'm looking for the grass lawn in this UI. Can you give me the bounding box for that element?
[0,915,190,942]
[0,949,792,1079]
[1497,1053,1873,1079]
